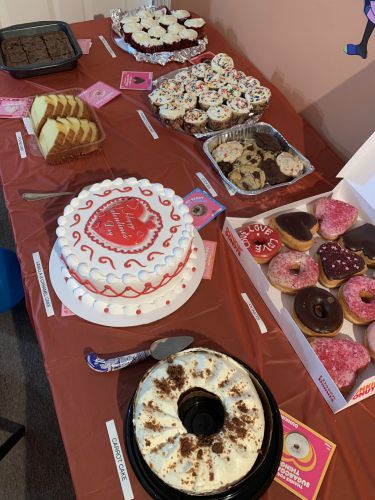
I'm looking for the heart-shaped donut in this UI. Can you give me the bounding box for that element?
[317,241,366,287]
[340,223,375,267]
[270,211,318,251]
[314,197,357,240]
[310,338,370,394]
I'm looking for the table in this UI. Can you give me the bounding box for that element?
[0,17,374,500]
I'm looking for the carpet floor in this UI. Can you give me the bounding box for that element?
[0,189,75,499]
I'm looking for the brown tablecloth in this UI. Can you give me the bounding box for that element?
[0,17,374,500]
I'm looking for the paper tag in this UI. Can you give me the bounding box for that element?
[120,71,153,90]
[203,240,217,279]
[0,97,32,118]
[79,82,121,108]
[223,180,236,196]
[184,188,225,230]
[275,411,336,500]
[23,117,35,135]
[137,110,158,139]
[195,172,217,198]
[15,131,26,158]
[33,252,54,317]
[78,38,92,54]
[61,303,75,317]
[241,292,267,334]
[99,35,117,58]
[106,420,134,500]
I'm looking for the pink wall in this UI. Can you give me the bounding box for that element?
[173,0,375,159]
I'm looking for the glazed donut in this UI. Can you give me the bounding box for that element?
[237,223,281,264]
[267,251,319,294]
[338,275,375,325]
[292,287,343,337]
[365,322,375,361]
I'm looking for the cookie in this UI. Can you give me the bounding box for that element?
[260,159,291,185]
[233,151,262,168]
[241,138,261,154]
[254,131,282,152]
[259,150,277,161]
[228,165,265,191]
[212,141,243,163]
[276,152,304,177]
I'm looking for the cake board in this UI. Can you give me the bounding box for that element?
[49,229,205,327]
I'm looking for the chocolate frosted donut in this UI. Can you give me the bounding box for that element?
[293,287,343,337]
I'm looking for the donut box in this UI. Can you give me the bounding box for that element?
[223,133,375,413]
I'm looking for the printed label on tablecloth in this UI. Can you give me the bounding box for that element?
[99,35,117,58]
[0,97,32,118]
[106,419,134,500]
[16,131,27,158]
[79,82,121,108]
[184,188,225,230]
[33,252,54,317]
[241,292,267,333]
[61,303,75,317]
[275,410,336,500]
[203,240,217,279]
[189,51,216,65]
[120,71,153,90]
[195,172,217,198]
[78,38,92,54]
[137,110,159,139]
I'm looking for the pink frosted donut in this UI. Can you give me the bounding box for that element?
[340,276,375,324]
[314,197,358,240]
[365,322,375,360]
[268,251,319,293]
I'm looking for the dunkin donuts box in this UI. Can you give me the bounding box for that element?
[223,133,375,413]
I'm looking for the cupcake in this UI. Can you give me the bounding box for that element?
[204,72,226,90]
[191,62,211,79]
[185,79,209,96]
[227,97,251,124]
[148,89,174,113]
[148,25,166,38]
[140,17,159,30]
[171,9,191,24]
[159,15,178,29]
[174,70,194,82]
[238,76,260,95]
[218,84,242,101]
[122,23,143,43]
[175,93,197,111]
[159,79,185,95]
[211,53,234,74]
[184,18,206,37]
[183,108,208,134]
[179,28,198,49]
[161,32,181,51]
[167,23,184,35]
[207,104,233,130]
[159,103,185,129]
[224,69,246,85]
[199,90,224,111]
[245,86,271,113]
[131,32,152,53]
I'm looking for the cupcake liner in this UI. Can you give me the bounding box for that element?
[159,116,184,129]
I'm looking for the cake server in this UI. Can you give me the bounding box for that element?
[86,336,194,373]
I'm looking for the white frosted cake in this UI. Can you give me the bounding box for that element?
[133,348,265,495]
[56,178,197,316]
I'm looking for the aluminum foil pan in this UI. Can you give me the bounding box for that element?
[152,67,264,139]
[110,7,208,66]
[203,122,315,196]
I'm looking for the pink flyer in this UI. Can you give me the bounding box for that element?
[203,240,217,280]
[77,38,92,55]
[79,81,121,108]
[183,188,225,230]
[0,97,33,118]
[120,71,153,90]
[275,410,336,500]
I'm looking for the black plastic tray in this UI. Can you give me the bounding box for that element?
[0,21,82,79]
[124,358,283,500]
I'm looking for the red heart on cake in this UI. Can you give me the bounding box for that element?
[310,338,370,394]
[314,198,358,240]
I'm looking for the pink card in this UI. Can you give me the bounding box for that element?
[184,188,225,230]
[275,410,336,500]
[0,97,33,118]
[61,303,75,317]
[79,81,121,108]
[203,240,217,280]
[78,38,92,55]
[120,71,153,90]
[189,51,216,65]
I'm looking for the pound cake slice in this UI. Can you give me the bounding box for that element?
[39,118,67,158]
[30,95,56,135]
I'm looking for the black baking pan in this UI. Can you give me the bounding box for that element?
[0,20,82,78]
[124,358,283,500]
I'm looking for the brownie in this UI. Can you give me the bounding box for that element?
[217,161,233,177]
[259,158,291,185]
[254,132,282,152]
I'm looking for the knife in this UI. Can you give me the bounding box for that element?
[86,336,194,373]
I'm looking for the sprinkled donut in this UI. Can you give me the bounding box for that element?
[338,275,375,325]
[267,251,319,294]
[365,321,375,360]
[314,197,358,240]
[237,223,281,264]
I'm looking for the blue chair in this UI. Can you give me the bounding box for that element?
[0,248,24,313]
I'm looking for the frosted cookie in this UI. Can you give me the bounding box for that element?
[212,141,243,163]
[211,53,234,74]
[276,152,304,177]
[206,104,232,130]
[228,165,266,191]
